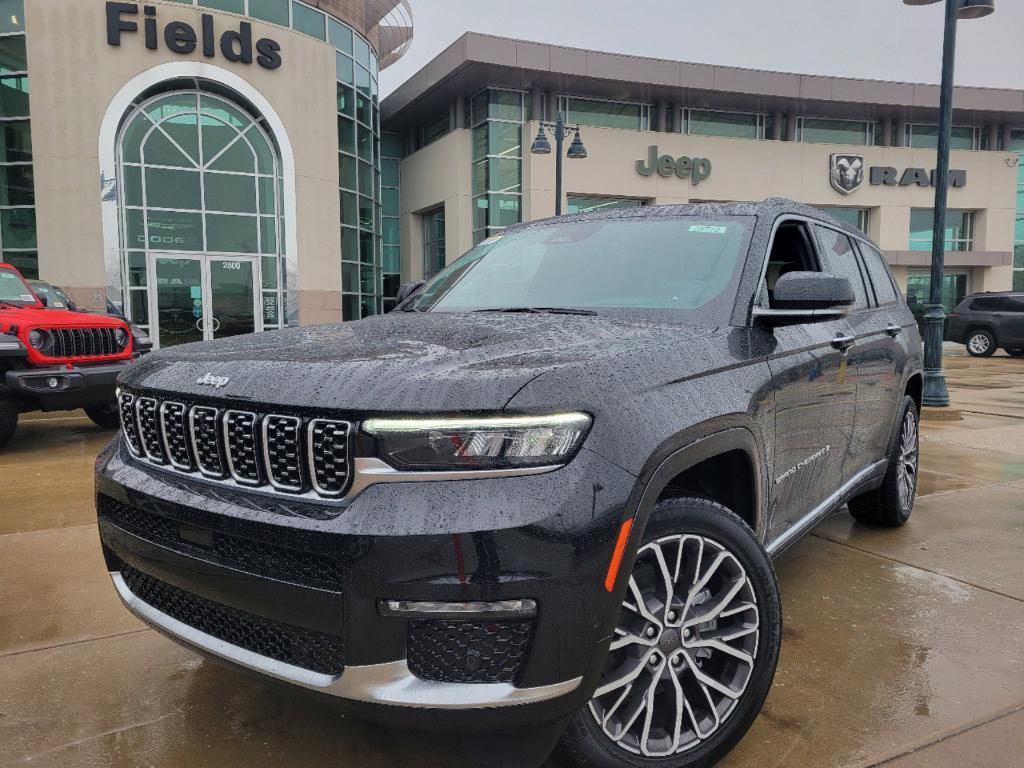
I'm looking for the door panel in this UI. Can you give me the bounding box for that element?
[153,257,204,348]
[1001,296,1024,344]
[767,320,857,542]
[208,258,258,340]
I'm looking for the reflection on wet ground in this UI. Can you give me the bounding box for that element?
[3,348,1023,767]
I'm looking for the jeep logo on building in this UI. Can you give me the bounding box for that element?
[635,146,712,185]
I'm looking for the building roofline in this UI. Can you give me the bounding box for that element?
[382,31,1024,127]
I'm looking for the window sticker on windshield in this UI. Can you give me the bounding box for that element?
[0,272,15,279]
[481,235,504,245]
[20,294,35,301]
[689,225,728,234]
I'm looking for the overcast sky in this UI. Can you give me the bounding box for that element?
[379,0,1022,97]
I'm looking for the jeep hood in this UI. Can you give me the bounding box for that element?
[122,313,731,413]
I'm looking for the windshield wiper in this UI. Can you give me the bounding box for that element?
[472,307,598,316]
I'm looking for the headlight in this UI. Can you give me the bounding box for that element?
[27,329,51,352]
[362,413,592,471]
[114,327,129,348]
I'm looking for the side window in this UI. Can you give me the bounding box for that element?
[763,220,819,305]
[859,243,899,306]
[1004,296,1024,313]
[970,296,1004,312]
[814,225,869,310]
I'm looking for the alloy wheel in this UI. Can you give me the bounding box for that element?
[589,534,759,757]
[896,410,919,514]
[968,333,991,355]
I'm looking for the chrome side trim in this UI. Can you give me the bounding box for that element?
[111,572,580,708]
[766,459,887,557]
[345,457,561,498]
[379,599,538,620]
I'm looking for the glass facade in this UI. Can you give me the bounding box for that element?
[683,109,766,140]
[117,89,286,341]
[905,270,968,333]
[1010,130,1024,292]
[0,1,34,278]
[566,196,646,215]
[815,206,870,234]
[797,117,874,146]
[908,209,974,252]
[471,89,524,245]
[380,132,402,311]
[557,96,649,131]
[417,112,450,149]
[905,124,978,151]
[422,207,445,280]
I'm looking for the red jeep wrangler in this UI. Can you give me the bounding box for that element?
[0,263,136,449]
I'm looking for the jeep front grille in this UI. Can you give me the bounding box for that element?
[118,391,352,499]
[39,327,121,358]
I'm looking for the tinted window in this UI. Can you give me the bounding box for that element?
[970,296,1004,312]
[1002,296,1024,313]
[814,225,869,309]
[409,216,753,322]
[859,244,899,305]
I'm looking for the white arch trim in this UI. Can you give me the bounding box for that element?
[99,62,299,326]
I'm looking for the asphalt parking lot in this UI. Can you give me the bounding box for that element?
[2,347,1023,767]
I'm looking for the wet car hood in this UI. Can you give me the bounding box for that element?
[122,312,731,413]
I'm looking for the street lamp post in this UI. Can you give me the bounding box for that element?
[904,0,994,407]
[530,113,587,215]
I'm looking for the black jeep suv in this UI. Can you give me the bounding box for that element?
[96,199,923,768]
[947,292,1024,357]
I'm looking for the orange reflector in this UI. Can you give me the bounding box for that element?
[604,518,634,592]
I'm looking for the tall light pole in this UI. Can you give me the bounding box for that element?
[904,0,995,407]
[530,113,588,215]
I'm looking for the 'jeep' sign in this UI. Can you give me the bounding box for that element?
[635,146,712,185]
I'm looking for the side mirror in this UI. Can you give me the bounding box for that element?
[754,271,854,325]
[396,280,426,305]
[37,293,48,307]
[66,300,78,311]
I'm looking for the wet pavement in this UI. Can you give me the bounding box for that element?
[2,347,1023,767]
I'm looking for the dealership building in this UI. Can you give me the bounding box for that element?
[3,0,1024,349]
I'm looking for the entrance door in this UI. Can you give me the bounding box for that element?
[151,255,261,349]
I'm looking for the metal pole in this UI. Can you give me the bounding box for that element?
[922,0,958,408]
[554,113,565,215]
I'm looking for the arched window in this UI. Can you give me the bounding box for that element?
[117,85,285,348]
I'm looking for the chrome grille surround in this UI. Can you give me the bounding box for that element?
[119,391,142,456]
[189,406,225,478]
[119,392,353,500]
[263,415,304,492]
[223,410,261,486]
[307,419,352,497]
[159,401,192,470]
[135,397,165,463]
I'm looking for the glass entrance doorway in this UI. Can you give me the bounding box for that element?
[151,255,260,348]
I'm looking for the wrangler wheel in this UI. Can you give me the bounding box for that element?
[561,498,781,768]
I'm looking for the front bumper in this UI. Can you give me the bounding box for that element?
[5,361,129,410]
[96,437,636,729]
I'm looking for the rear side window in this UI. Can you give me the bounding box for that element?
[1003,296,1024,312]
[970,296,1004,311]
[814,225,869,310]
[858,244,899,305]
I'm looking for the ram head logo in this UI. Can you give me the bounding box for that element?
[830,154,865,195]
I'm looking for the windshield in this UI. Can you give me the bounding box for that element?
[406,215,753,322]
[30,282,70,309]
[0,267,41,308]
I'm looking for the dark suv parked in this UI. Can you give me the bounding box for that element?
[96,199,923,768]
[947,292,1024,357]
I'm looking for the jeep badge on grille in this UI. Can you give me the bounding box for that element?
[196,373,230,389]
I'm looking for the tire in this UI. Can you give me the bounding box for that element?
[965,329,996,357]
[85,400,121,429]
[848,396,919,527]
[560,497,782,768]
[0,399,17,450]
[1007,348,1024,358]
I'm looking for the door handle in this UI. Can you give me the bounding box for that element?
[886,324,902,337]
[195,317,204,332]
[832,334,856,350]
[210,317,221,332]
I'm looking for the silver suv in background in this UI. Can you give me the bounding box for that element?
[947,292,1024,357]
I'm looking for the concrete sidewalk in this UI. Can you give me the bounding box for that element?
[1,348,1022,767]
